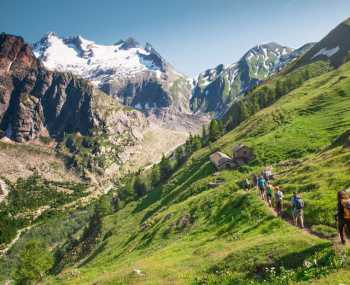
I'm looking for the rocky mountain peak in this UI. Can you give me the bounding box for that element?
[191,41,313,116]
[33,33,192,113]
[0,33,40,76]
[118,37,140,50]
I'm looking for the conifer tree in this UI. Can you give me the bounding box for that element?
[150,165,160,187]
[159,154,172,181]
[133,175,148,197]
[209,119,220,142]
[201,125,208,146]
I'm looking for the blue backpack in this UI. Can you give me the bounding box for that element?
[294,197,304,209]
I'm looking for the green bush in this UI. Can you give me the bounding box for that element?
[12,240,53,285]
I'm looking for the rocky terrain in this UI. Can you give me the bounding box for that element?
[0,33,207,184]
[0,34,151,180]
[33,33,193,114]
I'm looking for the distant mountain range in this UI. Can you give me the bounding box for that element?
[33,33,192,114]
[190,42,315,116]
[2,25,342,178]
[33,33,317,119]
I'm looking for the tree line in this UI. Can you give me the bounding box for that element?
[224,65,321,131]
[132,118,225,197]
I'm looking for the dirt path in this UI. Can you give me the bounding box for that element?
[258,192,345,247]
[0,181,115,257]
[0,225,33,256]
[0,179,9,203]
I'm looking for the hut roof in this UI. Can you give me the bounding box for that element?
[209,151,231,165]
[233,144,249,152]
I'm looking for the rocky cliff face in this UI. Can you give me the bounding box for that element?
[33,33,192,114]
[0,33,147,142]
[0,34,150,178]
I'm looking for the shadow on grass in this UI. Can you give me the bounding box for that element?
[134,158,215,223]
[78,240,107,267]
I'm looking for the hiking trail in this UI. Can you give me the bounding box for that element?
[257,190,347,248]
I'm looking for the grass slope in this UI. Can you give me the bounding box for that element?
[43,60,350,284]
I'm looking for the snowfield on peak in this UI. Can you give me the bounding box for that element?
[191,42,315,116]
[312,46,340,59]
[33,33,193,114]
[33,33,162,87]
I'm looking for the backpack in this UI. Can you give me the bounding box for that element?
[342,199,350,219]
[267,186,273,196]
[275,191,283,201]
[294,197,304,210]
[258,178,266,188]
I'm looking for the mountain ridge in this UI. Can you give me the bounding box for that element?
[190,41,315,117]
[33,33,192,114]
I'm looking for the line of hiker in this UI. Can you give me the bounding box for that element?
[242,169,350,245]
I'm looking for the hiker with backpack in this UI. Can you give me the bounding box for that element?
[257,175,267,200]
[335,190,350,245]
[266,182,274,207]
[252,174,258,188]
[243,178,251,191]
[274,186,283,216]
[291,192,304,228]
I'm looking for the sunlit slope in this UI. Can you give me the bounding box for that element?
[47,60,350,284]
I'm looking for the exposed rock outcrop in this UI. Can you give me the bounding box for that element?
[0,34,149,178]
[33,33,192,114]
[0,33,147,143]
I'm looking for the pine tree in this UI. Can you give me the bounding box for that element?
[175,146,185,166]
[209,119,220,142]
[237,101,249,123]
[275,80,284,98]
[133,175,148,197]
[193,135,202,150]
[150,165,160,187]
[159,154,172,181]
[218,120,224,136]
[201,125,208,146]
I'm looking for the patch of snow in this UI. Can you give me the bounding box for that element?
[33,33,162,87]
[247,52,254,61]
[262,48,268,57]
[134,103,142,109]
[154,70,162,80]
[312,46,340,59]
[282,47,288,55]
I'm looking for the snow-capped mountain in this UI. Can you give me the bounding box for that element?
[292,18,350,70]
[191,42,314,116]
[33,33,192,113]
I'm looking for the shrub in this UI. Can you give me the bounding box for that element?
[12,240,53,285]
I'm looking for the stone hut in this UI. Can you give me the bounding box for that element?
[209,151,236,170]
[232,144,254,165]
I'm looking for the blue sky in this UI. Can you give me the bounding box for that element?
[1,0,350,76]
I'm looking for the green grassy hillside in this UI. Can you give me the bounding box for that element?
[38,56,350,284]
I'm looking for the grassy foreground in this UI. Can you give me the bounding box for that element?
[39,60,350,284]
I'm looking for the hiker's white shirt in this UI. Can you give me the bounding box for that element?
[276,191,283,200]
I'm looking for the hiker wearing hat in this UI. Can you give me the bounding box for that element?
[336,190,350,244]
[291,192,305,228]
[274,186,283,216]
